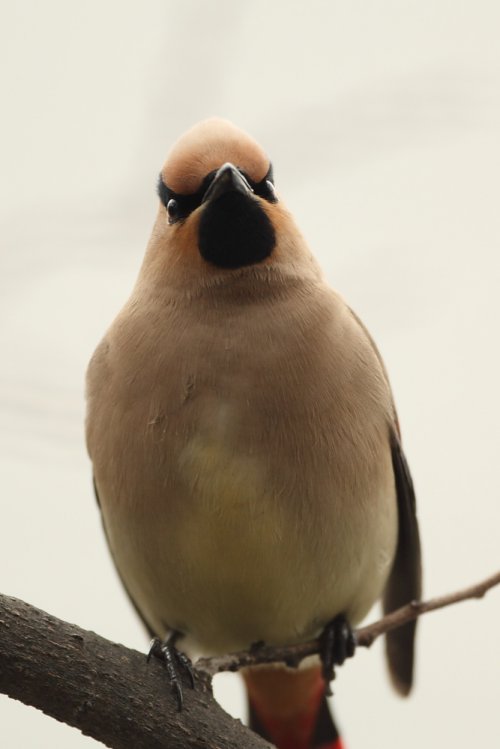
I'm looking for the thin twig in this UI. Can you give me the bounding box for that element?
[356,569,500,647]
[197,570,500,676]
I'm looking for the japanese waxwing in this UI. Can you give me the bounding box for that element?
[86,118,421,749]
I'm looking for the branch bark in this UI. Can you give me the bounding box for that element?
[1,570,499,748]
[0,594,271,749]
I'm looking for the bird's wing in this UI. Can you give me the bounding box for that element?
[384,431,422,694]
[93,477,156,640]
[348,308,422,695]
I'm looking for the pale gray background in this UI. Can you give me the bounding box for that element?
[1,1,499,747]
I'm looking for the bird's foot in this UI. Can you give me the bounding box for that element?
[319,614,356,695]
[147,633,195,711]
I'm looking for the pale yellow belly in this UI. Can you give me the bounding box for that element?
[103,406,398,657]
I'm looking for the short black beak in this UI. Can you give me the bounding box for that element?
[202,162,253,204]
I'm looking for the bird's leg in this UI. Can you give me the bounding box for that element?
[147,630,195,710]
[319,614,356,695]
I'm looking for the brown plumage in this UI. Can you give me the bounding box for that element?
[162,118,270,194]
[86,118,421,746]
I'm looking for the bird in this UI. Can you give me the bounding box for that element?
[86,117,421,749]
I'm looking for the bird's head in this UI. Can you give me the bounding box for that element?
[141,119,320,295]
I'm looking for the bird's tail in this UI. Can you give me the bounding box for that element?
[243,664,345,749]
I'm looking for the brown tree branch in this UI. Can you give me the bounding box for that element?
[0,594,271,749]
[197,570,500,676]
[355,569,500,647]
[1,571,498,748]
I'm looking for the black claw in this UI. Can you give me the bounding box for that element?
[319,614,356,690]
[147,633,195,711]
[319,624,336,685]
[147,637,162,662]
[174,648,196,690]
[161,642,184,710]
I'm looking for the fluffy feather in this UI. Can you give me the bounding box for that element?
[162,117,270,194]
[86,119,421,748]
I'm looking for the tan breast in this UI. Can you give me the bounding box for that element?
[86,275,398,656]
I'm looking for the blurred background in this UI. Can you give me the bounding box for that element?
[1,1,499,747]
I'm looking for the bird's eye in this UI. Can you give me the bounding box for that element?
[265,180,277,202]
[254,177,278,204]
[158,174,207,223]
[167,199,179,223]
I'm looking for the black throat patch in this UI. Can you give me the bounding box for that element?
[198,192,276,269]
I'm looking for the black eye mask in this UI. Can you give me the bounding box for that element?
[157,164,277,225]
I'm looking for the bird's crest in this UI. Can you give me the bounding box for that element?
[162,118,270,195]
